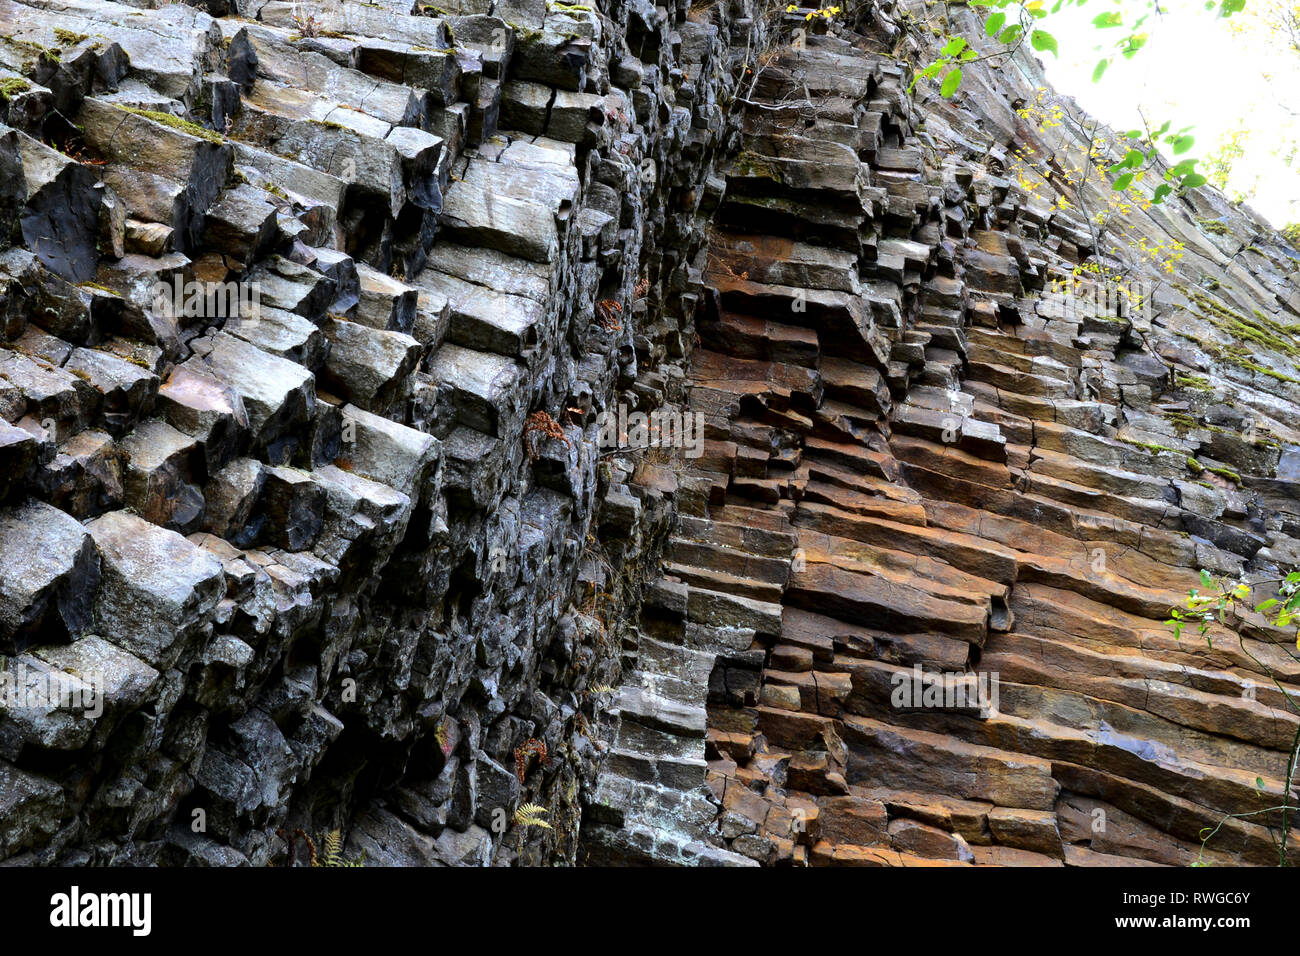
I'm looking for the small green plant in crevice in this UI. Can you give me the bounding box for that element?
[1167,568,1300,865]
[7,36,61,70]
[1116,436,1180,456]
[1175,372,1214,392]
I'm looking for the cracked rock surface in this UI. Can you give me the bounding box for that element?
[0,0,1297,868]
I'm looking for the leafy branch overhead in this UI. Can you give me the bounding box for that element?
[912,0,1251,204]
[1109,118,1208,203]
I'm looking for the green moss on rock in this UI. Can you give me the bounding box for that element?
[0,77,31,100]
[117,105,224,143]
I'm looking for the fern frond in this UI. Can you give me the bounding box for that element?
[321,829,343,867]
[514,803,554,829]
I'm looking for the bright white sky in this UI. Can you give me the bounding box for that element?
[1035,0,1300,227]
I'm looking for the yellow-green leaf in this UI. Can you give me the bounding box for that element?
[1030,30,1058,56]
[940,67,963,98]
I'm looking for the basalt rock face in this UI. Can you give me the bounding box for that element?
[0,0,1296,869]
[0,0,761,865]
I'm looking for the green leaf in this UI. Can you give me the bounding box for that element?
[1173,134,1194,154]
[1112,172,1134,191]
[1092,58,1109,82]
[1200,569,1214,588]
[1182,172,1208,188]
[1152,183,1172,203]
[1092,10,1123,26]
[940,67,963,98]
[1256,776,1265,790]
[941,36,968,56]
[998,24,1023,43]
[1170,158,1197,177]
[1030,30,1058,55]
[1122,33,1148,57]
[1257,598,1280,613]
[911,61,943,90]
[1221,0,1245,14]
[985,11,1006,36]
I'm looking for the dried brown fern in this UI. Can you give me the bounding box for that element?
[513,738,549,783]
[524,410,571,461]
[595,298,623,332]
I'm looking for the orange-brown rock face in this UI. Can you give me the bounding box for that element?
[586,3,1300,866]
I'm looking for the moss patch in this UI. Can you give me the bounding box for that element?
[1203,464,1242,483]
[1191,289,1300,359]
[1223,345,1300,385]
[1164,412,1199,434]
[732,150,784,183]
[259,180,290,201]
[1175,372,1213,392]
[117,105,223,143]
[1118,437,1181,455]
[0,77,31,100]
